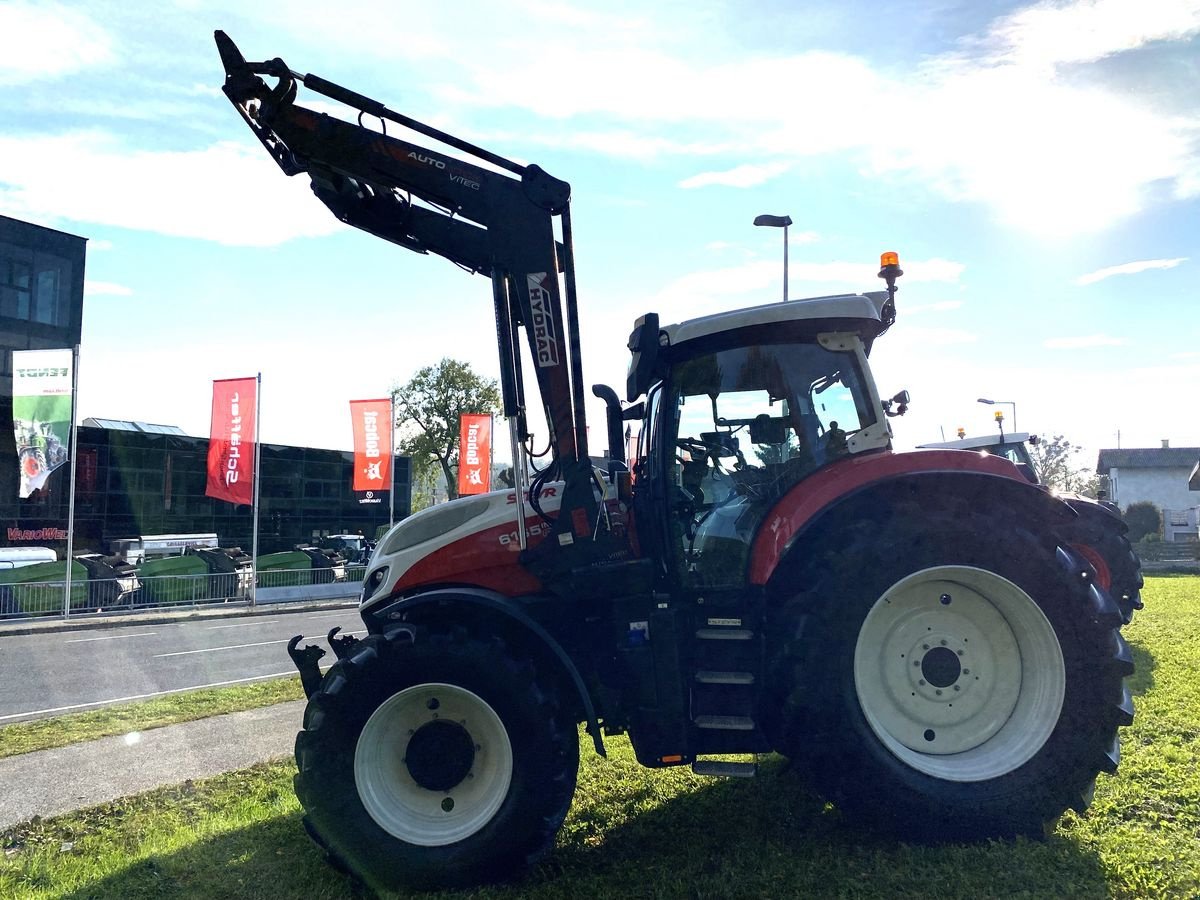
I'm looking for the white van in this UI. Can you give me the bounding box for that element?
[0,547,58,570]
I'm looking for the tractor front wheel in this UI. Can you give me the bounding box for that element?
[293,627,578,891]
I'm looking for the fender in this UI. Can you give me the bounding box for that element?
[363,585,606,756]
[750,449,1075,586]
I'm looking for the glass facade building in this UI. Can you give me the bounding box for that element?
[1,215,411,556]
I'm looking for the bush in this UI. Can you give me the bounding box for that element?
[1124,501,1162,542]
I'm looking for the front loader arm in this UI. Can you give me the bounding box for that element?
[216,31,603,564]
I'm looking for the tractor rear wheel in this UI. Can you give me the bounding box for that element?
[777,513,1134,840]
[1061,506,1144,624]
[293,627,578,891]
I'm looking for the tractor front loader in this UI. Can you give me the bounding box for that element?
[216,32,1135,894]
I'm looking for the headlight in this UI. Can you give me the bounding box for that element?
[362,565,389,602]
[380,496,491,556]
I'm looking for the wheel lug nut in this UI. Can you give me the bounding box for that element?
[935,689,942,696]
[954,685,960,691]
[922,644,929,651]
[940,639,947,646]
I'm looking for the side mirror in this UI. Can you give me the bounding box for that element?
[626,312,660,402]
[883,389,910,418]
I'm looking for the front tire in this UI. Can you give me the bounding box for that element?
[776,513,1134,840]
[293,627,578,891]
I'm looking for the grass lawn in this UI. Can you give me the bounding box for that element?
[1,576,1197,899]
[0,678,305,761]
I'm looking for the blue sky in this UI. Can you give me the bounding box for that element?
[1,0,1197,468]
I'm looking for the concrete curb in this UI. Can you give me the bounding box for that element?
[0,701,306,831]
[0,598,359,639]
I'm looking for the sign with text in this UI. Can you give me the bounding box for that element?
[351,399,393,492]
[12,348,73,498]
[205,377,257,505]
[457,413,492,495]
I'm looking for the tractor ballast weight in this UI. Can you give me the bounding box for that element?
[216,33,1136,894]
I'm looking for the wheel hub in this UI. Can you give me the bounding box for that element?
[405,720,476,792]
[920,645,961,688]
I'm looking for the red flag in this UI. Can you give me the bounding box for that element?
[206,377,257,505]
[351,399,393,491]
[457,414,492,495]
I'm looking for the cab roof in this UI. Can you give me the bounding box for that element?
[663,291,888,348]
[918,433,1031,451]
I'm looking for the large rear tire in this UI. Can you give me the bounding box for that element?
[775,512,1134,840]
[293,627,578,892]
[1061,503,1144,624]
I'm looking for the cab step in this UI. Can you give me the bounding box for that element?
[694,714,756,730]
[692,759,757,778]
[695,670,755,684]
[696,628,754,641]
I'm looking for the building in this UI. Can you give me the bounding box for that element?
[2,215,411,556]
[1097,442,1200,542]
[0,215,86,504]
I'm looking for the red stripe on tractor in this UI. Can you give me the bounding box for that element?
[394,519,549,596]
[747,449,1026,585]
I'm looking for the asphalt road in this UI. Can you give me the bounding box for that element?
[0,607,366,724]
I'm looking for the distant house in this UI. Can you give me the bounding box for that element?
[1097,442,1200,542]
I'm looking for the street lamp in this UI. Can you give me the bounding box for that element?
[754,213,792,302]
[977,398,1017,432]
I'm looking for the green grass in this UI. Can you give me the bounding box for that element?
[2,576,1197,899]
[0,678,305,760]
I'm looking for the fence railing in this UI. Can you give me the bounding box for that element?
[0,565,367,622]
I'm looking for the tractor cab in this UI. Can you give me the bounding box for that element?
[631,292,895,589]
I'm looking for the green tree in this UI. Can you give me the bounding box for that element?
[1123,501,1161,543]
[1027,434,1101,497]
[393,358,501,502]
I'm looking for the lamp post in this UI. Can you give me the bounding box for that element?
[754,213,792,302]
[977,398,1017,431]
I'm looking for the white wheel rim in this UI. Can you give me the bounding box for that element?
[354,683,513,846]
[853,566,1065,782]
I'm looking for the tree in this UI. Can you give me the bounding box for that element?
[1123,501,1161,543]
[393,358,501,502]
[1027,434,1102,497]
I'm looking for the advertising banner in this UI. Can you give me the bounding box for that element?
[12,348,73,498]
[205,377,257,505]
[457,413,492,495]
[351,399,393,492]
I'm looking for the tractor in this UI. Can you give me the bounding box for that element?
[217,32,1135,893]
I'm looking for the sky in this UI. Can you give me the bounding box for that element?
[1,0,1197,471]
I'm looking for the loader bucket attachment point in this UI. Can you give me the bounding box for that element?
[288,634,326,699]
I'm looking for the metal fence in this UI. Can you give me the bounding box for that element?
[0,565,367,622]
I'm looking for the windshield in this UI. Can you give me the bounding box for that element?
[671,341,876,502]
[663,340,877,586]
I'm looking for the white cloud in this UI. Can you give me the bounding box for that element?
[652,257,966,310]
[888,326,979,347]
[84,280,132,296]
[679,162,791,189]
[1043,334,1125,349]
[1075,257,1188,285]
[0,131,344,246]
[977,0,1200,69]
[434,1,1198,236]
[0,2,113,85]
[88,239,113,252]
[789,231,820,245]
[906,300,965,315]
